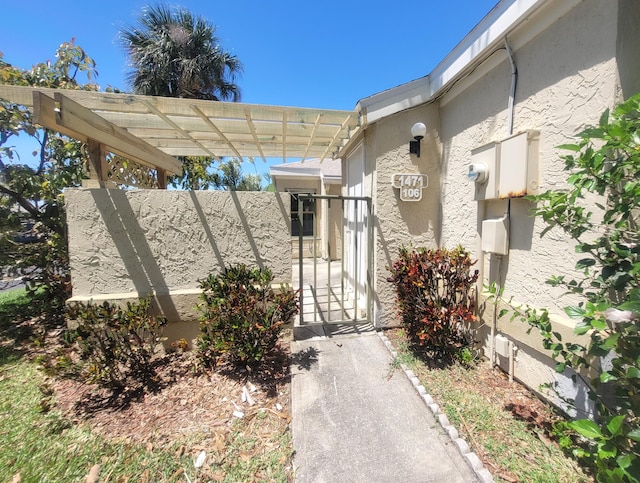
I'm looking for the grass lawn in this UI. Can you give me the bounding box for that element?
[387,330,592,483]
[0,355,189,481]
[0,288,293,482]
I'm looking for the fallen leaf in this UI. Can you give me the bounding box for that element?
[194,450,206,468]
[85,464,101,483]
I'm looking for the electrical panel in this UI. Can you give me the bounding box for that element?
[498,131,540,198]
[470,130,540,200]
[481,216,509,255]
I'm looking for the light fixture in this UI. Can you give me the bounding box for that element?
[409,122,427,157]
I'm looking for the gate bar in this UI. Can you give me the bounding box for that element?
[297,194,373,326]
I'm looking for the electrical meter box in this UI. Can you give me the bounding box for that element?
[470,142,499,201]
[498,131,539,198]
[482,217,509,255]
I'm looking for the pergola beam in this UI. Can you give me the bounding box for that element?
[33,92,182,175]
[300,114,322,162]
[0,85,361,162]
[319,115,355,161]
[142,99,219,160]
[244,110,267,163]
[282,110,287,163]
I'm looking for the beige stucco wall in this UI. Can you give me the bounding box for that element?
[348,103,441,327]
[346,0,632,412]
[437,0,624,412]
[617,0,640,98]
[65,189,292,328]
[440,0,620,316]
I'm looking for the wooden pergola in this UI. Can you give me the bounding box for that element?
[0,85,360,189]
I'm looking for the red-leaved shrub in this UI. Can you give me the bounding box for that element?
[388,246,478,360]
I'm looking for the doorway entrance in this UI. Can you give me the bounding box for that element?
[293,194,373,333]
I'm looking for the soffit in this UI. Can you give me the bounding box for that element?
[0,85,361,165]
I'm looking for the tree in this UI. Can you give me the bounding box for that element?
[213,158,262,191]
[120,4,245,191]
[167,157,262,191]
[119,4,242,101]
[0,41,97,311]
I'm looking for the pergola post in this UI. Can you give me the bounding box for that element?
[84,139,109,188]
[157,168,167,190]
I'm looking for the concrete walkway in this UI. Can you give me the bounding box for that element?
[290,333,480,482]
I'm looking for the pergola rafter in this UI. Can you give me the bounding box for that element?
[0,85,360,170]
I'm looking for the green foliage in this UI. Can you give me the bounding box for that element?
[0,40,98,313]
[197,265,298,368]
[498,94,640,481]
[66,297,167,389]
[387,246,479,362]
[212,158,262,191]
[169,156,263,191]
[119,4,242,101]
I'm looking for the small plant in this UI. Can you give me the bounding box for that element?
[387,246,478,362]
[66,296,167,389]
[197,264,298,368]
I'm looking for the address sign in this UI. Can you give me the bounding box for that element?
[392,173,429,201]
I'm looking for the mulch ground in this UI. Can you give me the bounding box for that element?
[49,347,292,450]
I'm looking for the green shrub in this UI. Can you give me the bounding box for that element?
[66,297,166,389]
[387,246,478,362]
[197,265,298,368]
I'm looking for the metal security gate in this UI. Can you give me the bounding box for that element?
[295,194,373,325]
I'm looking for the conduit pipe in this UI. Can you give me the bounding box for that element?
[505,37,518,136]
[487,38,518,369]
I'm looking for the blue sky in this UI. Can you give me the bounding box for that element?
[2,0,499,179]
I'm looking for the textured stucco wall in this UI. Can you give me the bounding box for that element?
[440,0,620,317]
[617,0,640,98]
[358,104,442,327]
[66,189,292,322]
[349,0,626,410]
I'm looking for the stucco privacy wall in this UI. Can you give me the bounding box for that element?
[66,189,292,327]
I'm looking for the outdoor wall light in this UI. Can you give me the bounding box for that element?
[409,122,427,157]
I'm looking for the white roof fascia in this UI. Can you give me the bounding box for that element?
[355,0,582,125]
[270,167,323,179]
[323,175,342,185]
[357,76,431,125]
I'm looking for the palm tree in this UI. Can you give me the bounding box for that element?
[213,158,262,191]
[120,4,242,101]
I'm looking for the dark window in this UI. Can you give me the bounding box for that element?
[291,193,316,237]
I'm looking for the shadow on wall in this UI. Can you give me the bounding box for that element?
[89,189,178,319]
[69,190,292,320]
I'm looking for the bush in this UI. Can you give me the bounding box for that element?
[388,246,478,362]
[66,297,166,389]
[197,265,298,368]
